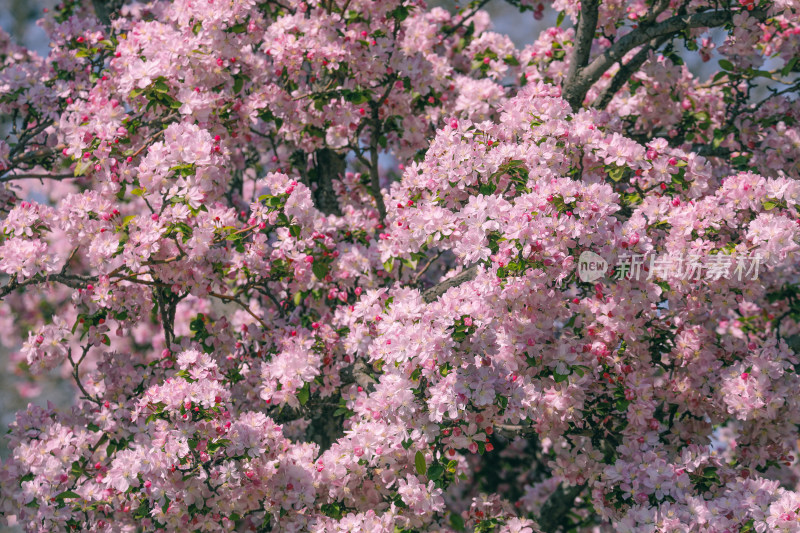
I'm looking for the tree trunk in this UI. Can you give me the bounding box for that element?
[313,149,344,216]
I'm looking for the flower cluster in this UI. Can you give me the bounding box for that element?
[1,0,800,530]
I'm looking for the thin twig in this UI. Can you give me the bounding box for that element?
[442,0,493,37]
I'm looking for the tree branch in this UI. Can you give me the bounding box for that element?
[537,483,586,533]
[0,272,91,300]
[563,0,601,96]
[91,0,125,26]
[563,8,767,109]
[442,0,493,37]
[422,265,478,303]
[592,35,670,109]
[368,135,387,222]
[0,172,76,183]
[313,148,344,216]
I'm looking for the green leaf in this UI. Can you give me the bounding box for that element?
[478,182,496,195]
[497,395,508,410]
[312,261,329,280]
[388,5,410,21]
[343,89,372,104]
[553,371,569,383]
[450,512,466,531]
[556,11,565,26]
[427,463,444,480]
[70,460,84,477]
[782,57,798,77]
[608,165,626,182]
[54,490,80,501]
[207,438,230,452]
[229,22,247,33]
[414,450,426,475]
[232,75,245,94]
[712,128,726,149]
[153,79,169,93]
[321,502,345,519]
[297,382,310,406]
[762,200,777,211]
[719,59,735,71]
[74,159,92,177]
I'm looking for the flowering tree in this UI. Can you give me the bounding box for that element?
[1,0,799,529]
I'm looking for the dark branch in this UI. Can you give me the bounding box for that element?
[563,8,767,109]
[313,149,344,216]
[563,0,601,97]
[537,483,587,533]
[593,35,670,109]
[442,0,493,37]
[0,173,76,183]
[422,265,478,303]
[91,0,125,26]
[368,136,387,222]
[0,272,91,300]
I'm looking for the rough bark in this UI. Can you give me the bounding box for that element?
[422,265,478,303]
[563,0,601,95]
[313,148,344,217]
[592,35,670,109]
[562,9,767,109]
